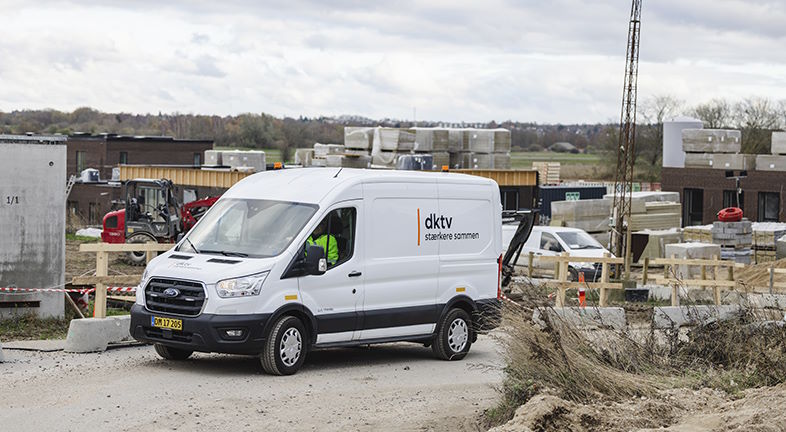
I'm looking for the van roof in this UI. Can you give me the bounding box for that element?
[222,167,497,204]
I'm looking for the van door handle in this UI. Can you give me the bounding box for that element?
[348,271,362,277]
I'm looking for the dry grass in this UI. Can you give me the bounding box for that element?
[486,280,786,427]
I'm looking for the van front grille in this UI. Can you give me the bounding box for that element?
[145,278,205,317]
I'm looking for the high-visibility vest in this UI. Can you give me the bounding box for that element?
[307,234,338,264]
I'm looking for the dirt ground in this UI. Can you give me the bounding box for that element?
[0,337,502,432]
[489,385,786,432]
[66,237,144,283]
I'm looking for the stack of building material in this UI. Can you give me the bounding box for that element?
[752,222,786,263]
[344,127,374,151]
[396,154,433,171]
[628,201,682,231]
[448,129,469,168]
[313,143,344,167]
[682,129,754,170]
[633,229,683,263]
[777,235,786,260]
[603,191,680,203]
[683,225,713,243]
[665,243,722,279]
[492,129,512,169]
[550,199,611,234]
[294,148,314,167]
[755,132,786,171]
[204,149,222,166]
[711,219,753,264]
[532,162,560,185]
[222,150,266,172]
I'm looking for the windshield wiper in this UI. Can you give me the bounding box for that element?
[184,237,200,254]
[201,250,249,257]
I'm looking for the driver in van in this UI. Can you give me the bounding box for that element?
[306,218,338,265]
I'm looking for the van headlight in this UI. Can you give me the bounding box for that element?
[216,272,269,298]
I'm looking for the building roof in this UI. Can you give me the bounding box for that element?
[68,132,212,143]
[0,134,67,144]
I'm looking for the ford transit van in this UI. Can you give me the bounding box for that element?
[130,168,503,375]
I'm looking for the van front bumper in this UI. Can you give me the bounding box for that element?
[130,304,271,355]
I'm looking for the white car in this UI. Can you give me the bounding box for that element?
[503,225,613,281]
[131,168,503,375]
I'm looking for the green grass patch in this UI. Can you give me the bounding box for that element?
[510,151,602,169]
[0,314,71,340]
[66,233,100,242]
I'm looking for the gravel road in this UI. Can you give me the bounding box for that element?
[0,336,502,431]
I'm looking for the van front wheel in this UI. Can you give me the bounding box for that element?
[154,343,193,360]
[261,315,307,375]
[432,308,472,361]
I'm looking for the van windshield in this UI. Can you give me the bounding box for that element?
[179,198,318,258]
[555,231,603,250]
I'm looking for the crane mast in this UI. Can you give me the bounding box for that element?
[611,0,643,260]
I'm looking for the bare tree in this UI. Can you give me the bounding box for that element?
[691,99,733,128]
[733,97,781,154]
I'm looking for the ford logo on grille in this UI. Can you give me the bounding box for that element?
[163,288,180,298]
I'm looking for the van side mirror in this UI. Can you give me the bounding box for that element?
[305,245,327,276]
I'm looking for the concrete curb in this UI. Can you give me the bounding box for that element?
[64,315,132,353]
[652,305,743,330]
[533,307,627,331]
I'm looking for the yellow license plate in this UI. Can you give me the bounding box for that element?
[151,316,182,331]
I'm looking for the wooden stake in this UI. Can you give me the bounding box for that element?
[64,292,85,319]
[642,257,649,285]
[624,228,632,280]
[557,252,569,308]
[600,252,610,307]
[528,251,534,278]
[94,250,108,318]
[671,283,679,307]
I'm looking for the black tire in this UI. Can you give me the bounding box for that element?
[126,233,156,266]
[154,343,193,360]
[432,308,473,361]
[261,315,307,375]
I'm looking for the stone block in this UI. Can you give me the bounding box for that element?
[533,307,627,331]
[344,127,374,150]
[664,242,722,279]
[492,153,511,169]
[64,316,133,353]
[682,129,741,153]
[376,128,415,151]
[313,143,345,158]
[652,305,742,329]
[340,155,371,169]
[772,131,786,155]
[467,130,495,153]
[204,149,222,166]
[412,128,448,152]
[755,154,786,171]
[684,153,756,170]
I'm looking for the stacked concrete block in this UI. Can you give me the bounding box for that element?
[340,154,372,169]
[634,229,683,263]
[684,153,756,170]
[376,128,415,152]
[413,128,449,152]
[752,222,786,263]
[533,162,560,185]
[683,225,713,243]
[204,149,222,166]
[604,191,681,203]
[550,199,612,234]
[777,235,786,260]
[344,127,374,151]
[313,143,345,167]
[432,152,450,170]
[755,154,786,171]
[770,131,786,155]
[682,129,741,153]
[493,153,512,169]
[712,219,753,264]
[396,154,433,171]
[222,150,266,172]
[294,148,314,167]
[664,243,722,279]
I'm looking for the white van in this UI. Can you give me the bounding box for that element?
[502,225,612,281]
[130,168,503,375]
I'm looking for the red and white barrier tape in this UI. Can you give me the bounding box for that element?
[0,286,137,294]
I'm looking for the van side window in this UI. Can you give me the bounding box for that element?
[540,233,562,252]
[306,207,356,269]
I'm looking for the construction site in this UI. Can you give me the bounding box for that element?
[3,1,786,431]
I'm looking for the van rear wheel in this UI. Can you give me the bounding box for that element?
[154,343,193,360]
[432,308,472,361]
[261,315,307,375]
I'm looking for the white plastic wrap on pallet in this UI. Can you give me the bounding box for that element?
[755,154,786,171]
[684,153,755,170]
[772,131,786,155]
[682,129,742,153]
[344,127,374,150]
[294,148,314,166]
[314,143,345,158]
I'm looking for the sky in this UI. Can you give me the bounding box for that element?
[0,0,785,123]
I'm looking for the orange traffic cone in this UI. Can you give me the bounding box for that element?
[578,272,586,308]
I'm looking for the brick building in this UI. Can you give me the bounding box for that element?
[66,134,213,224]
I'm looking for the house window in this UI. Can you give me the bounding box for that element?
[683,188,704,226]
[723,190,744,211]
[194,153,202,167]
[119,152,128,164]
[76,151,86,174]
[758,192,780,222]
